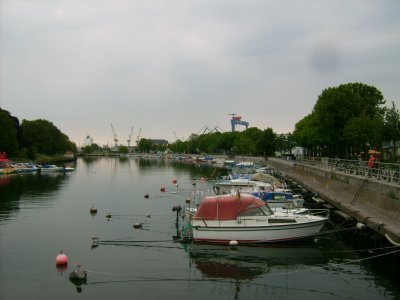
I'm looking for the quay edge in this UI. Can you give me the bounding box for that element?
[265,157,400,245]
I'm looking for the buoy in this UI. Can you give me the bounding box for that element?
[356,222,366,230]
[229,240,238,247]
[172,179,177,184]
[160,187,166,192]
[144,193,150,199]
[172,205,182,212]
[185,198,191,204]
[69,263,87,289]
[172,191,176,194]
[105,210,111,218]
[90,205,97,215]
[145,214,151,218]
[56,250,68,265]
[133,223,143,229]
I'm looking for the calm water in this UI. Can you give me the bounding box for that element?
[0,157,399,300]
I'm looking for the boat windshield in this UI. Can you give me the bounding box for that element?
[239,205,273,217]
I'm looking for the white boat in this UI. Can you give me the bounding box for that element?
[40,164,66,172]
[189,193,329,244]
[15,163,40,173]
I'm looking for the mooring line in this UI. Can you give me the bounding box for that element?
[268,248,400,277]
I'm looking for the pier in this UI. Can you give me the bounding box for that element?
[265,157,400,245]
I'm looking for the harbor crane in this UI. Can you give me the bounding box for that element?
[173,131,179,141]
[127,126,134,147]
[110,123,118,147]
[136,127,142,146]
[228,113,249,132]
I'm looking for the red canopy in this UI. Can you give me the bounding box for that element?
[194,194,265,220]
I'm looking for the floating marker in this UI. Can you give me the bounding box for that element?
[229,240,238,247]
[56,250,68,265]
[172,179,177,184]
[133,223,143,229]
[90,205,97,215]
[144,193,150,199]
[160,187,166,192]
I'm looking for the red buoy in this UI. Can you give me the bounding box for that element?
[172,179,177,184]
[160,187,166,192]
[56,251,68,265]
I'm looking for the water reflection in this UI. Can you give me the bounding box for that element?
[185,241,326,280]
[0,172,72,221]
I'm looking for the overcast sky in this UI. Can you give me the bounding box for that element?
[1,0,399,146]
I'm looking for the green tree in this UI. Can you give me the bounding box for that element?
[383,101,400,161]
[294,83,386,158]
[119,145,129,154]
[20,119,75,156]
[0,109,20,156]
[137,138,153,153]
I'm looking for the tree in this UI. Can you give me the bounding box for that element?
[119,145,129,154]
[294,83,386,158]
[0,109,20,156]
[137,138,153,153]
[20,119,76,156]
[383,101,400,161]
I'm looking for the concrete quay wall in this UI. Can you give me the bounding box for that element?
[266,158,400,244]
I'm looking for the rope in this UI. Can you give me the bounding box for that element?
[268,248,400,277]
[98,239,173,243]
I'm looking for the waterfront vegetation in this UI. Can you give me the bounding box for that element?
[0,108,77,160]
[1,82,399,162]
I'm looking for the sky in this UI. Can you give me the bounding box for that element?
[1,0,399,147]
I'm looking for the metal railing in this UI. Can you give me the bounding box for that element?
[295,157,400,185]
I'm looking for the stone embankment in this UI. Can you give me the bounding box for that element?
[265,157,400,245]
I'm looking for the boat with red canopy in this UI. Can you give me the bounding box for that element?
[190,193,328,244]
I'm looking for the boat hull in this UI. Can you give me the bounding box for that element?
[191,219,326,244]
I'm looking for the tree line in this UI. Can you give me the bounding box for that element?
[0,108,77,159]
[2,82,399,161]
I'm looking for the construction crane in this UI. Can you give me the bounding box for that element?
[136,127,142,146]
[111,123,118,146]
[228,113,249,132]
[173,131,179,141]
[127,126,134,147]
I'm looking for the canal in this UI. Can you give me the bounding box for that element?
[0,157,399,299]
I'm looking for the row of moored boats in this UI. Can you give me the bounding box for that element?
[0,163,74,175]
[182,167,330,244]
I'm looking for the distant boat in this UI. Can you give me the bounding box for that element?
[40,164,66,172]
[189,193,329,244]
[15,163,40,173]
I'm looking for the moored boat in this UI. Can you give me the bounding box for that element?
[189,193,329,244]
[40,164,66,172]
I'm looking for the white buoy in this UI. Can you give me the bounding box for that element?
[356,222,366,230]
[229,240,238,246]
